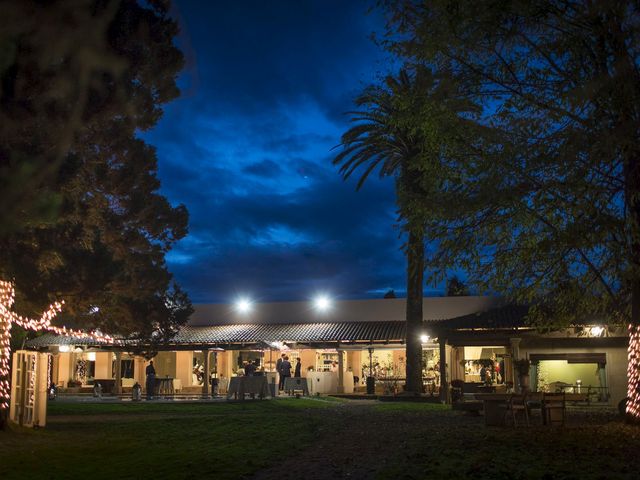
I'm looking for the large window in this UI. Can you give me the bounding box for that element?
[531,353,608,401]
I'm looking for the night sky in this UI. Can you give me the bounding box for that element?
[144,0,442,304]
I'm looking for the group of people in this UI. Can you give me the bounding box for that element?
[276,353,301,389]
[480,358,506,385]
[243,359,257,376]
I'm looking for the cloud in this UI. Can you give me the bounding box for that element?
[141,0,421,302]
[242,159,283,178]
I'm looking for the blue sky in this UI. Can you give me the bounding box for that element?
[143,0,443,304]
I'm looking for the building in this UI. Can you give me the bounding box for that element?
[25,296,628,405]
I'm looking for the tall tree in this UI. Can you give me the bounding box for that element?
[334,67,478,394]
[0,0,191,335]
[384,0,640,417]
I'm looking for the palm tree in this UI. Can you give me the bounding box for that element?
[334,66,478,395]
[334,68,432,394]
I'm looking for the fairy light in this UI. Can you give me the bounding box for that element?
[0,280,114,411]
[627,323,640,420]
[47,355,53,392]
[28,354,36,408]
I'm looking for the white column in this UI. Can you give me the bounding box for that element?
[439,338,448,403]
[202,349,210,398]
[337,349,344,394]
[114,352,122,395]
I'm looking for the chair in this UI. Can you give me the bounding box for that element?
[542,393,566,426]
[172,378,182,393]
[506,394,530,427]
[450,380,464,403]
[525,392,543,423]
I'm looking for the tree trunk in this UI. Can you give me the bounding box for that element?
[405,229,424,394]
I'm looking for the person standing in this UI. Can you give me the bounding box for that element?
[281,356,292,390]
[245,360,256,376]
[145,360,156,400]
[294,358,302,378]
[276,353,286,390]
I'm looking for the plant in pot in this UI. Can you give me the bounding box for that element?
[513,359,531,393]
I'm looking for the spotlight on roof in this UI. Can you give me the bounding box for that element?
[313,295,331,312]
[235,298,252,314]
[420,334,430,344]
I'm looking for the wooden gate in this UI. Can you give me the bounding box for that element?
[9,350,49,428]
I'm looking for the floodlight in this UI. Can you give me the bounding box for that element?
[313,295,331,312]
[420,334,430,343]
[235,298,252,314]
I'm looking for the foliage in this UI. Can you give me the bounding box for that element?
[334,66,480,393]
[446,276,469,296]
[0,0,191,338]
[382,0,640,328]
[513,359,531,376]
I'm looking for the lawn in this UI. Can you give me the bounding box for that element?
[0,398,337,480]
[1,399,639,480]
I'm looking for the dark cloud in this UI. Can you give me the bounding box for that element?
[242,159,283,178]
[142,0,435,303]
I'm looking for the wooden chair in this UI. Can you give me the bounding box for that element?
[450,379,464,403]
[507,394,530,427]
[525,392,543,424]
[542,393,566,426]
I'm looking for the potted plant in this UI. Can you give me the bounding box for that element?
[513,359,531,392]
[65,379,82,393]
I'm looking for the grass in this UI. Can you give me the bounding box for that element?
[374,408,640,480]
[1,399,639,480]
[0,398,337,480]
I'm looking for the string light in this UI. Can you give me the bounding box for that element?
[627,324,640,421]
[0,280,114,411]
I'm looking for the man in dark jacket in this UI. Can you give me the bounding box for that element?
[145,360,156,400]
[294,358,302,378]
[276,353,286,390]
[244,360,256,376]
[280,356,292,389]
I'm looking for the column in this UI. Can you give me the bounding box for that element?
[52,353,60,387]
[530,362,538,392]
[598,363,608,401]
[94,352,112,379]
[337,349,344,394]
[113,351,122,395]
[439,337,448,403]
[510,337,522,388]
[202,349,210,398]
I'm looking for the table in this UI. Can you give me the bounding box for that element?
[284,377,310,396]
[226,376,270,400]
[475,393,511,426]
[155,377,174,397]
[93,379,115,394]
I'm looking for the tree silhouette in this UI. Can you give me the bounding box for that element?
[334,67,477,394]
